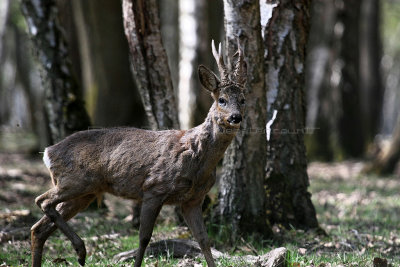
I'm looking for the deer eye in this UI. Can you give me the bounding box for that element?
[218,98,227,106]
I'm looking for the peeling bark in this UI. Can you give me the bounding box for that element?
[264,0,319,229]
[21,0,90,143]
[122,0,179,130]
[214,0,271,240]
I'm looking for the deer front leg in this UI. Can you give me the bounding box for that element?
[181,201,216,267]
[134,196,163,267]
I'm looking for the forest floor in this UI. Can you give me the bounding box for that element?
[0,153,399,266]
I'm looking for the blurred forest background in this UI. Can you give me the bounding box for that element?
[0,0,399,172]
[1,0,400,265]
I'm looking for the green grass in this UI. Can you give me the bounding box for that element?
[280,169,400,266]
[1,160,400,266]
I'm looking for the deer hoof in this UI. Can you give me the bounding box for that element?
[78,258,85,266]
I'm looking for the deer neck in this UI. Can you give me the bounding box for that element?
[182,103,237,176]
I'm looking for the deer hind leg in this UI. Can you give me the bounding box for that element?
[134,197,163,267]
[31,215,56,267]
[34,187,95,266]
[31,194,96,266]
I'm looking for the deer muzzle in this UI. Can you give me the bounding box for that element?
[227,114,242,125]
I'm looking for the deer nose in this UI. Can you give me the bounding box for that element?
[228,114,242,124]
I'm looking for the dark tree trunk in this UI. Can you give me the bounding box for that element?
[337,0,365,158]
[359,0,383,142]
[122,0,179,130]
[0,0,12,126]
[214,0,271,240]
[21,0,91,143]
[71,0,145,127]
[264,0,319,229]
[159,0,179,94]
[0,1,50,150]
[304,0,341,161]
[306,0,383,160]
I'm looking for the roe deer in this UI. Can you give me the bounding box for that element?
[31,40,247,267]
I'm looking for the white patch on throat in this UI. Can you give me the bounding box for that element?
[43,148,52,169]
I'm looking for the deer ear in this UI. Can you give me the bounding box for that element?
[198,65,220,92]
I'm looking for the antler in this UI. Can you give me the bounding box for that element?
[233,38,247,85]
[211,40,229,84]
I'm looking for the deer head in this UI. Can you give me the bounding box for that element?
[198,40,247,129]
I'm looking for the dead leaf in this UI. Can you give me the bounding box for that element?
[298,247,307,255]
[52,258,68,264]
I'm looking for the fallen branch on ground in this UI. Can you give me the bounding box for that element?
[113,239,287,267]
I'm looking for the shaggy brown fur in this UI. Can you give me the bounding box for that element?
[31,41,246,267]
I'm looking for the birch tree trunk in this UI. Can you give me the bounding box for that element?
[214,0,271,240]
[122,0,179,130]
[178,0,208,129]
[21,0,90,143]
[178,0,223,129]
[264,0,319,229]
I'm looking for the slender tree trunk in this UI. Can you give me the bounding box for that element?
[264,0,319,229]
[304,0,341,161]
[359,0,383,142]
[21,0,90,143]
[0,0,9,60]
[0,1,49,149]
[0,0,11,126]
[337,0,365,158]
[159,0,179,95]
[178,0,212,129]
[122,0,179,130]
[306,0,383,160]
[214,0,271,240]
[178,0,223,129]
[71,0,145,127]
